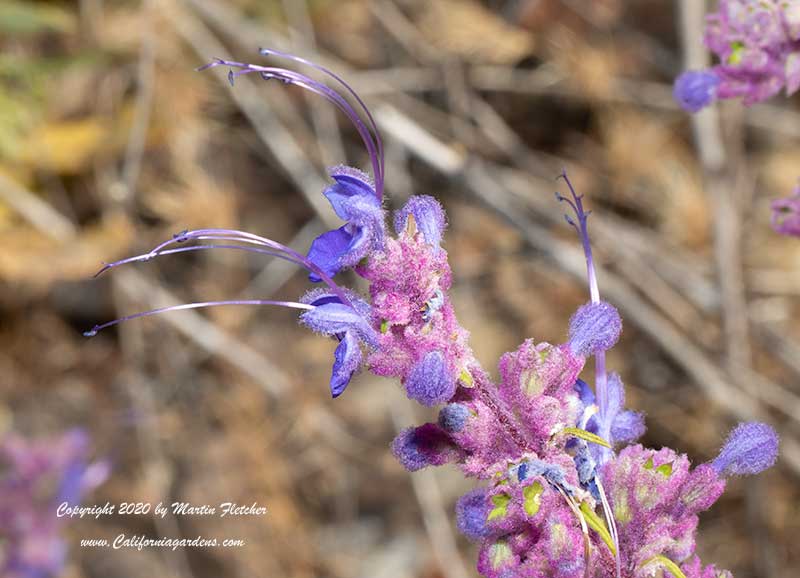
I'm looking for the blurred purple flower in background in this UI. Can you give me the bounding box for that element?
[675,1,800,241]
[0,429,108,578]
[675,0,800,111]
[772,182,800,237]
[673,70,721,112]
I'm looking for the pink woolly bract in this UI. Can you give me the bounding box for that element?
[363,233,474,387]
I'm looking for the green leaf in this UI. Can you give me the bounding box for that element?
[562,427,611,448]
[580,501,616,555]
[0,1,75,35]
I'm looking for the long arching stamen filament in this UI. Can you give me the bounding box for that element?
[96,228,354,307]
[199,58,383,199]
[257,48,385,197]
[84,300,314,337]
[94,244,299,277]
[556,172,609,428]
[558,172,621,578]
[556,486,592,577]
[595,477,622,578]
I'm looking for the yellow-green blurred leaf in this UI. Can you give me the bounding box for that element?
[0,212,133,286]
[0,1,75,36]
[18,118,110,174]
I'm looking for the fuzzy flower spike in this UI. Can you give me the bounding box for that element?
[87,50,781,577]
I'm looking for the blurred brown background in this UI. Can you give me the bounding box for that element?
[1,0,799,577]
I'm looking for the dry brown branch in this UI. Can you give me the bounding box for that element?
[389,392,471,578]
[678,0,751,371]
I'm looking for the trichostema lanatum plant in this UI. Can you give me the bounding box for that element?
[86,50,780,578]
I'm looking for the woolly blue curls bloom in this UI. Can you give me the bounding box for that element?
[84,49,389,398]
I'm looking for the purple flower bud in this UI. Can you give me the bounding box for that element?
[712,422,779,476]
[404,351,457,406]
[456,487,489,540]
[568,301,622,357]
[391,423,455,471]
[674,70,720,112]
[438,403,470,433]
[394,195,447,250]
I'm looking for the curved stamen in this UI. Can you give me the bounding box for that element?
[556,171,598,303]
[257,48,385,197]
[84,299,315,337]
[556,172,608,426]
[94,243,306,277]
[94,243,299,278]
[555,486,592,577]
[199,58,384,199]
[97,228,354,307]
[595,475,622,578]
[557,171,621,578]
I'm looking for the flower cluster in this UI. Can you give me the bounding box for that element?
[0,428,108,578]
[87,51,780,578]
[674,0,800,111]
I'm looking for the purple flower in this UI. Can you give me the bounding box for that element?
[602,373,645,444]
[673,70,721,112]
[393,195,447,250]
[306,227,355,281]
[439,403,471,433]
[576,374,644,461]
[568,301,622,357]
[712,422,779,476]
[300,292,377,346]
[330,331,362,398]
[771,184,800,237]
[404,350,457,406]
[307,166,386,280]
[675,0,800,109]
[0,429,108,578]
[299,290,377,396]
